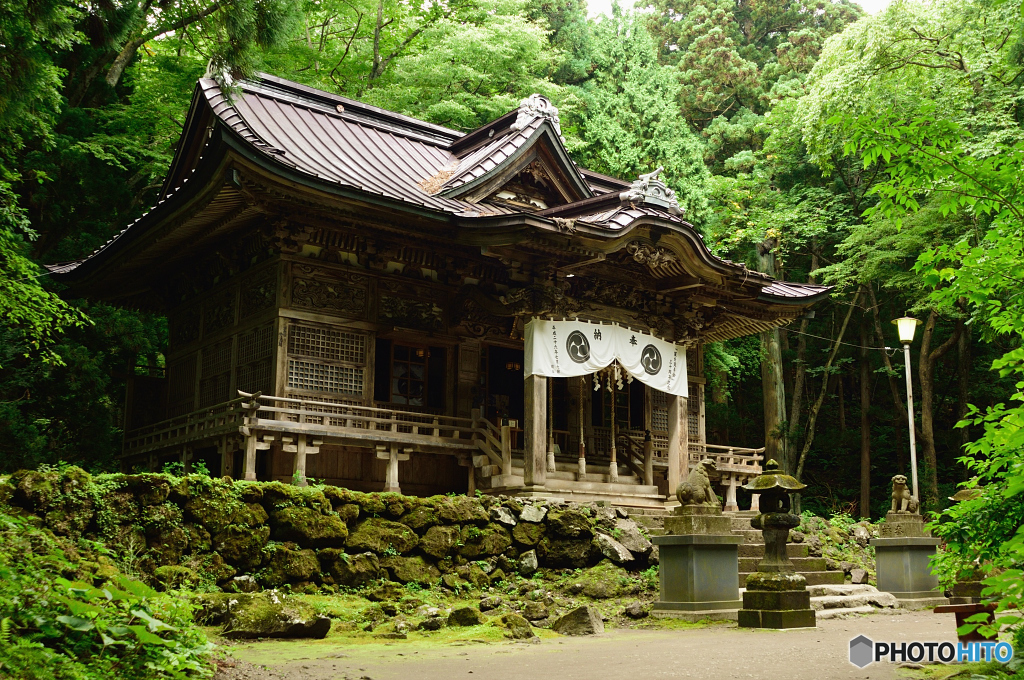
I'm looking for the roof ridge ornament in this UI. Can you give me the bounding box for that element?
[619,167,683,215]
[510,94,565,142]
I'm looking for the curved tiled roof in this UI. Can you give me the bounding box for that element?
[46,74,833,308]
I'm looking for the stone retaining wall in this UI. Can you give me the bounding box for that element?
[1,468,656,592]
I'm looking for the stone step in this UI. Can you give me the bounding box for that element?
[815,606,879,619]
[738,557,827,573]
[738,543,809,558]
[808,584,879,598]
[811,592,898,611]
[633,515,667,529]
[507,466,644,486]
[541,478,661,496]
[733,529,764,544]
[729,516,758,530]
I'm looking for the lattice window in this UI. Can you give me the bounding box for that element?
[236,325,274,395]
[199,338,233,407]
[285,323,367,398]
[167,354,197,415]
[651,389,668,433]
[687,382,701,440]
[287,360,362,395]
[238,325,273,364]
[288,325,365,363]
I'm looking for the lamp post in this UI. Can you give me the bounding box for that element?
[892,316,922,502]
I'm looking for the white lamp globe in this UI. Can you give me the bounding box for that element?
[892,316,921,344]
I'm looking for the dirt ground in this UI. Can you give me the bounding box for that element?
[214,609,963,680]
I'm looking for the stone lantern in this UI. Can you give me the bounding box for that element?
[737,459,816,629]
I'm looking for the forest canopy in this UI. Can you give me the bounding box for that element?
[1,0,1022,526]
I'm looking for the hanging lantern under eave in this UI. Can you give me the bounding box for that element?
[892,316,922,344]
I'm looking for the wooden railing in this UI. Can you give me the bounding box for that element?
[688,443,764,476]
[123,397,248,456]
[123,391,507,465]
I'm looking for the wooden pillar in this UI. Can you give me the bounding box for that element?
[750,489,760,512]
[292,437,308,487]
[243,435,258,481]
[384,445,401,493]
[242,432,274,481]
[501,419,512,477]
[609,384,619,482]
[724,474,739,512]
[667,394,687,496]
[524,374,547,487]
[643,432,654,486]
[577,376,587,480]
[546,378,556,473]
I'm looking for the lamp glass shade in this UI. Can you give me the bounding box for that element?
[892,316,921,344]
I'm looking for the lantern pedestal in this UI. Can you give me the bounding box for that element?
[737,511,816,629]
[652,505,743,621]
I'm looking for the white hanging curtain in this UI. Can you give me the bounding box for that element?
[524,318,688,397]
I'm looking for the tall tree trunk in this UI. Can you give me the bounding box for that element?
[837,375,847,433]
[957,321,971,460]
[918,310,963,508]
[786,247,817,469]
[860,319,871,519]
[758,239,789,471]
[796,290,861,482]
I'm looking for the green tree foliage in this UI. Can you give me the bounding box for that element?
[648,0,861,171]
[0,506,212,679]
[569,10,711,219]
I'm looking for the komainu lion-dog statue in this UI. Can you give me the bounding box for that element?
[676,458,721,507]
[890,474,920,514]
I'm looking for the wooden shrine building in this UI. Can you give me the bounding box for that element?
[50,75,830,509]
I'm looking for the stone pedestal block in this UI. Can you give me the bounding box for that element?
[663,504,734,536]
[870,536,948,609]
[651,534,742,621]
[738,571,816,629]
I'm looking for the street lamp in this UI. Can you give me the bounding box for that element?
[892,316,922,503]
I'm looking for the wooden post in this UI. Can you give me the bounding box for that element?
[524,374,547,487]
[724,474,739,512]
[292,437,308,487]
[243,434,257,481]
[501,419,512,477]
[546,378,556,473]
[643,431,654,486]
[577,376,587,480]
[609,380,619,482]
[750,490,760,512]
[667,394,685,496]
[384,444,401,493]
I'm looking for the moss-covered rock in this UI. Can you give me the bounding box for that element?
[512,522,545,546]
[347,518,418,554]
[538,536,593,568]
[183,524,212,553]
[195,592,331,639]
[318,549,384,587]
[448,607,484,626]
[568,560,635,598]
[336,503,360,524]
[213,524,270,570]
[154,565,199,589]
[464,562,492,588]
[546,508,593,538]
[381,555,441,585]
[499,613,535,639]
[184,487,265,535]
[420,525,460,559]
[458,523,512,559]
[434,496,489,525]
[11,469,59,511]
[261,545,320,587]
[268,506,348,548]
[260,482,332,515]
[399,505,440,533]
[122,474,170,506]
